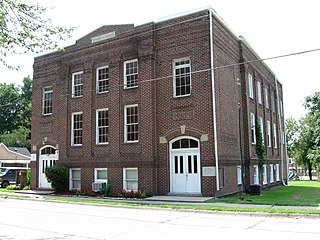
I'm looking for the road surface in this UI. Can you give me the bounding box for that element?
[0,198,319,240]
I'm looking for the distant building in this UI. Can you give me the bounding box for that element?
[30,8,287,196]
[0,143,31,169]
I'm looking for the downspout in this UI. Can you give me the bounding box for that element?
[274,76,287,186]
[209,9,219,191]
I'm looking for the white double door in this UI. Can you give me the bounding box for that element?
[39,155,57,188]
[170,150,201,194]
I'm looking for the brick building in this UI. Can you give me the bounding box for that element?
[30,8,287,197]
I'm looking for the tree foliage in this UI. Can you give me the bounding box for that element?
[286,91,320,180]
[0,77,32,149]
[0,0,76,69]
[0,82,21,134]
[255,116,265,168]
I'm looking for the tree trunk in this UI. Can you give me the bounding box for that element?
[308,164,313,180]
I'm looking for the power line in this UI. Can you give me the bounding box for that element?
[1,46,320,107]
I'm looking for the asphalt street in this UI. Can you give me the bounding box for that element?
[0,198,319,240]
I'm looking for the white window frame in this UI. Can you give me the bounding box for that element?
[173,57,192,98]
[42,86,53,116]
[96,108,109,145]
[69,168,81,191]
[257,81,262,104]
[260,116,264,144]
[248,73,254,99]
[94,168,108,183]
[270,164,274,183]
[124,104,139,143]
[267,120,271,148]
[237,165,242,185]
[273,123,277,149]
[262,164,267,185]
[250,113,256,145]
[123,167,138,191]
[71,112,83,146]
[96,66,109,93]
[124,59,138,89]
[72,71,84,98]
[276,164,280,181]
[253,165,259,184]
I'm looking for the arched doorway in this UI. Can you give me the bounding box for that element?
[169,137,201,194]
[39,146,58,188]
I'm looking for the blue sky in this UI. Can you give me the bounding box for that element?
[1,0,320,119]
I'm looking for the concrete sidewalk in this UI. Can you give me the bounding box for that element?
[1,190,319,212]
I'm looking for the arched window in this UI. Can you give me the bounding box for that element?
[40,147,56,155]
[172,138,198,149]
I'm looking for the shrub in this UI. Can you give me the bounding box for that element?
[45,164,68,193]
[26,170,31,186]
[6,185,20,190]
[100,182,113,197]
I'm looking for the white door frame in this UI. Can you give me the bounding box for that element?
[169,136,201,194]
[39,145,58,188]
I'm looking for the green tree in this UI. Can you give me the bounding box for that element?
[286,91,320,180]
[0,0,76,69]
[0,126,30,149]
[0,83,21,134]
[19,76,32,129]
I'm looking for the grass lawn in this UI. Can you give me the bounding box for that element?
[208,180,320,206]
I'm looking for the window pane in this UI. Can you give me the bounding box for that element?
[179,156,183,174]
[126,169,138,180]
[193,155,198,174]
[188,155,192,174]
[97,169,107,180]
[72,170,81,179]
[174,156,178,174]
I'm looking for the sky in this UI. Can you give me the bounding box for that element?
[1,0,320,119]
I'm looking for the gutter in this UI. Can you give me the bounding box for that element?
[209,9,220,191]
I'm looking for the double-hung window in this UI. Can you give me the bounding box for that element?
[124,59,138,89]
[263,164,267,185]
[264,87,269,109]
[94,168,108,183]
[71,112,83,146]
[253,165,259,184]
[124,104,138,143]
[250,113,256,145]
[96,109,109,144]
[70,168,81,190]
[42,86,53,115]
[257,81,262,104]
[270,164,274,183]
[237,166,242,185]
[123,168,138,191]
[72,71,84,98]
[273,123,278,149]
[267,120,271,148]
[97,66,109,93]
[173,58,191,97]
[248,73,254,99]
[260,116,264,144]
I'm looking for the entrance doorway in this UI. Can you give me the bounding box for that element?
[169,137,201,194]
[39,146,58,188]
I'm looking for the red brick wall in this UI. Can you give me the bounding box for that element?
[31,9,285,197]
